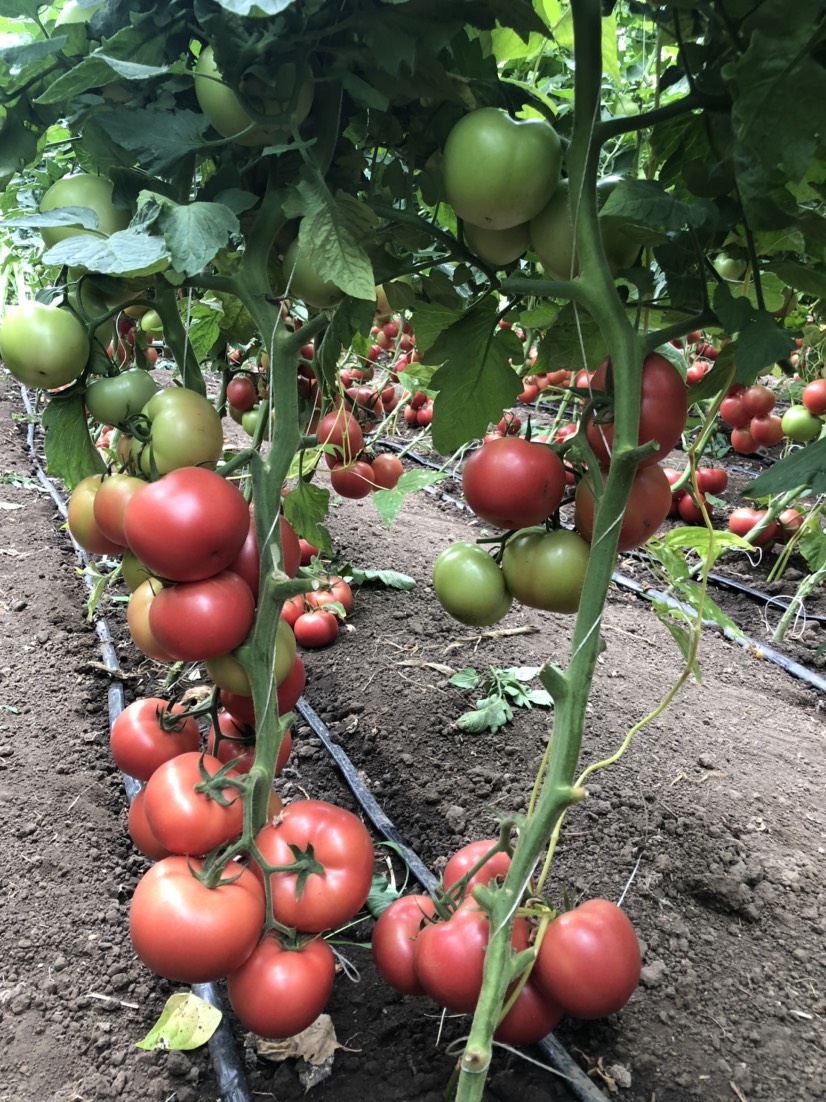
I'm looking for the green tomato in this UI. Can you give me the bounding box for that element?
[442,108,562,231]
[282,238,344,310]
[140,309,164,335]
[712,254,746,281]
[463,220,531,267]
[194,46,314,148]
[447,108,563,231]
[501,528,590,614]
[241,404,270,439]
[131,388,224,476]
[432,542,512,627]
[121,549,154,593]
[85,368,159,426]
[39,173,129,248]
[529,178,640,279]
[206,619,296,696]
[781,405,823,443]
[0,301,90,389]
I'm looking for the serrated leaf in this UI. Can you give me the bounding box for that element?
[346,567,416,590]
[93,109,209,177]
[43,228,169,279]
[449,668,480,689]
[518,304,559,329]
[454,697,512,734]
[659,526,753,560]
[150,197,240,277]
[0,115,38,180]
[135,993,221,1052]
[712,284,794,376]
[42,395,105,491]
[525,688,554,707]
[502,666,542,682]
[428,300,522,453]
[371,469,447,527]
[768,261,826,298]
[798,527,826,572]
[531,302,607,376]
[409,300,462,355]
[0,38,66,67]
[599,178,706,233]
[282,483,332,553]
[6,208,104,234]
[35,29,170,103]
[744,438,826,497]
[181,300,222,363]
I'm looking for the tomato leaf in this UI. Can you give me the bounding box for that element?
[141,195,240,278]
[135,993,221,1052]
[448,668,480,690]
[652,614,703,685]
[41,393,105,491]
[532,303,607,376]
[797,526,826,573]
[345,567,416,591]
[428,301,523,453]
[371,469,447,527]
[711,285,794,379]
[282,483,332,554]
[211,0,296,15]
[179,299,223,363]
[744,438,826,498]
[43,228,170,279]
[92,108,210,178]
[454,696,512,734]
[366,872,402,919]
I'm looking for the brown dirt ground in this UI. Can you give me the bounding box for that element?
[1,371,824,1102]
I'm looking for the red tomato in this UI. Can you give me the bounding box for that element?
[253,800,374,933]
[574,464,672,552]
[127,577,175,663]
[371,894,437,996]
[584,353,688,467]
[123,467,249,582]
[516,383,539,404]
[305,575,353,616]
[92,473,146,546]
[533,900,640,1019]
[143,751,244,856]
[149,571,255,661]
[294,608,339,648]
[330,460,375,498]
[719,395,751,429]
[129,856,265,983]
[695,467,728,495]
[728,507,777,548]
[226,375,257,412]
[442,840,511,895]
[207,714,292,776]
[280,594,305,627]
[110,697,200,782]
[228,934,335,1039]
[730,426,759,454]
[462,438,566,529]
[677,493,710,524]
[370,453,404,489]
[413,900,529,1013]
[298,538,319,566]
[127,786,173,862]
[494,979,564,1045]
[219,653,306,725]
[741,384,776,417]
[67,475,124,555]
[802,378,826,417]
[777,508,805,542]
[748,414,784,448]
[318,408,364,468]
[228,512,300,600]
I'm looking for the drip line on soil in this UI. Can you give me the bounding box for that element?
[377,440,826,694]
[20,388,253,1102]
[293,699,610,1102]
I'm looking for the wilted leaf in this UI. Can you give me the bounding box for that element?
[256,1014,342,1065]
[135,993,221,1051]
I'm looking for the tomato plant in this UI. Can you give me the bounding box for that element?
[67,475,124,555]
[143,751,243,856]
[39,172,129,246]
[442,840,511,894]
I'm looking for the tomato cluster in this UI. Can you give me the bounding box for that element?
[372,838,641,1042]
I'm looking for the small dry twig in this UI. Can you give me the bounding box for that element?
[443,625,539,652]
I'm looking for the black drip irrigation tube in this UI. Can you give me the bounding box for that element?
[20,389,252,1102]
[377,440,826,696]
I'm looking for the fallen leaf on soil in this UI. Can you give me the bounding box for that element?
[178,685,213,706]
[392,659,457,676]
[256,1014,343,1066]
[134,992,221,1051]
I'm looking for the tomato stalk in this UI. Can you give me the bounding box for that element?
[151,282,206,396]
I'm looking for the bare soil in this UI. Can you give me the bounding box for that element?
[1,372,824,1102]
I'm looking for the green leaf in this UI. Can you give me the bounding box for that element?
[408,300,462,355]
[371,469,447,527]
[711,284,794,378]
[147,196,240,278]
[282,483,332,553]
[317,297,375,386]
[532,302,607,375]
[365,871,402,918]
[346,566,416,590]
[0,38,66,66]
[659,526,754,563]
[181,299,223,363]
[35,30,171,103]
[502,666,542,682]
[135,993,221,1052]
[599,178,707,233]
[672,578,746,641]
[652,613,703,684]
[744,438,826,497]
[43,228,170,279]
[525,688,554,707]
[0,116,38,182]
[768,261,826,299]
[449,668,480,689]
[213,0,296,14]
[454,697,512,734]
[93,109,209,177]
[341,71,389,111]
[428,300,522,453]
[41,394,105,491]
[798,526,826,573]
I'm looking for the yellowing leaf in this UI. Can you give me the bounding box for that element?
[135,993,221,1051]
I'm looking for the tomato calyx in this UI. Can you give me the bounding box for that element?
[193,753,246,807]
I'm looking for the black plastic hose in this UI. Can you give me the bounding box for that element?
[20,389,253,1102]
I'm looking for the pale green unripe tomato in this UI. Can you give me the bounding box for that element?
[55,0,104,25]
[501,528,590,614]
[463,221,531,267]
[194,46,314,147]
[442,108,562,231]
[0,301,90,389]
[282,239,344,310]
[432,542,512,626]
[40,174,129,248]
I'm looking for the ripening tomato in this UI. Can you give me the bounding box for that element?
[501,528,591,614]
[143,751,244,856]
[371,894,437,995]
[39,172,129,246]
[123,467,249,583]
[782,405,823,443]
[205,617,296,695]
[728,507,777,547]
[462,438,566,529]
[294,608,339,648]
[67,475,125,555]
[129,856,265,983]
[92,473,147,546]
[109,697,200,782]
[730,426,759,454]
[584,353,688,468]
[305,575,353,616]
[149,571,255,662]
[777,507,805,542]
[748,414,784,448]
[533,900,640,1019]
[330,460,375,498]
[740,384,776,418]
[370,453,404,489]
[228,934,335,1039]
[85,367,158,426]
[127,577,175,663]
[695,467,728,495]
[219,653,306,726]
[442,840,511,895]
[131,388,224,476]
[494,978,565,1045]
[206,712,292,776]
[254,800,374,932]
[719,394,751,429]
[574,464,672,552]
[802,379,826,417]
[127,786,173,862]
[226,375,258,412]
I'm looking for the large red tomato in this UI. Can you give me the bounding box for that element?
[494,978,565,1045]
[371,894,437,996]
[109,697,200,781]
[462,438,566,529]
[253,800,374,933]
[148,571,255,661]
[574,464,672,551]
[129,856,264,983]
[533,900,640,1019]
[123,467,249,582]
[227,935,335,1038]
[584,353,687,467]
[127,787,173,862]
[442,840,511,895]
[92,473,147,546]
[143,751,244,856]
